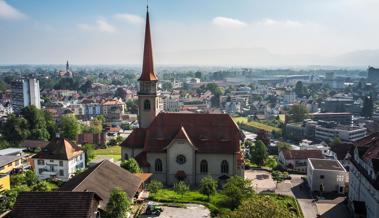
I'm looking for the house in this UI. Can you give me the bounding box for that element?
[0,156,23,190]
[6,192,101,218]
[307,158,348,193]
[278,149,324,172]
[121,8,244,186]
[76,132,106,146]
[59,160,149,209]
[348,133,379,218]
[33,138,85,181]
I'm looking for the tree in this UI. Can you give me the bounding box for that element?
[289,104,309,122]
[162,82,173,91]
[1,114,30,145]
[174,181,189,197]
[147,180,163,194]
[105,187,131,218]
[277,141,291,151]
[89,115,104,134]
[126,100,138,114]
[331,137,342,147]
[115,87,127,99]
[21,106,50,140]
[79,80,92,94]
[225,196,293,218]
[120,158,142,173]
[294,81,309,97]
[195,71,202,79]
[361,96,374,118]
[250,140,268,166]
[82,144,95,165]
[256,130,270,147]
[59,114,82,140]
[199,176,217,201]
[222,176,254,209]
[44,110,57,140]
[32,181,51,192]
[24,170,38,186]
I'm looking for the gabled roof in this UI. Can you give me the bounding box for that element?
[7,192,101,218]
[59,160,142,209]
[164,125,197,150]
[282,149,324,160]
[122,113,242,154]
[139,10,158,81]
[33,138,83,160]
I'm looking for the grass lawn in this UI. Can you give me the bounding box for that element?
[93,146,121,161]
[232,116,282,133]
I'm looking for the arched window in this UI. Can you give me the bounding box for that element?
[155,159,162,172]
[144,99,151,110]
[221,160,229,174]
[124,153,129,160]
[200,160,208,173]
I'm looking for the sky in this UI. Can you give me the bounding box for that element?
[1,0,379,66]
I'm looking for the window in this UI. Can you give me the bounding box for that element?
[38,168,43,174]
[155,159,162,172]
[59,170,64,176]
[320,175,325,179]
[124,153,129,160]
[144,99,151,110]
[200,160,208,173]
[59,161,63,167]
[49,160,54,163]
[37,160,45,165]
[176,155,186,165]
[221,160,229,174]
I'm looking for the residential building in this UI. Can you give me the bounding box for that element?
[33,138,85,181]
[6,192,101,218]
[367,66,379,84]
[121,8,244,185]
[0,156,23,190]
[348,133,379,218]
[59,160,149,209]
[278,149,324,172]
[307,158,348,193]
[76,132,106,146]
[101,99,126,123]
[11,78,41,113]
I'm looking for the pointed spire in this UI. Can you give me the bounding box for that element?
[139,6,158,81]
[66,60,69,72]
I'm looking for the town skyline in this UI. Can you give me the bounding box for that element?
[1,0,379,66]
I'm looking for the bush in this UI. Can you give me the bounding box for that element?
[174,181,189,197]
[120,158,142,173]
[199,176,217,201]
[147,180,163,194]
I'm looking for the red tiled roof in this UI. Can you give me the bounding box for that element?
[282,149,324,160]
[33,138,83,160]
[122,113,242,154]
[135,151,150,167]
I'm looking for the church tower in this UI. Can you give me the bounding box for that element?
[138,7,160,128]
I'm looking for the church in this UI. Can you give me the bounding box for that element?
[121,8,244,185]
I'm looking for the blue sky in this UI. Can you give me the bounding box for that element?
[1,0,379,66]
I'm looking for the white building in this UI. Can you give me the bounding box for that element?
[33,138,85,181]
[11,78,41,113]
[315,122,367,143]
[278,149,324,172]
[348,133,379,218]
[307,158,348,193]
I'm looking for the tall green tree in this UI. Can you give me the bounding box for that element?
[105,187,131,218]
[21,106,50,140]
[289,104,309,122]
[59,114,82,140]
[222,176,254,209]
[120,158,142,173]
[250,140,268,166]
[82,144,95,165]
[1,114,30,145]
[199,176,217,201]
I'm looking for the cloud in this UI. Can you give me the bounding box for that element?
[114,13,144,25]
[212,16,247,28]
[0,0,27,20]
[257,18,303,28]
[77,18,116,33]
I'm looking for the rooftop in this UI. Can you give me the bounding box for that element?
[309,158,345,171]
[0,148,24,156]
[0,155,22,167]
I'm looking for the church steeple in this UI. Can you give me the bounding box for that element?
[137,6,160,128]
[66,60,69,72]
[139,7,158,81]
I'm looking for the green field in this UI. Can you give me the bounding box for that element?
[93,146,121,161]
[232,117,282,133]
